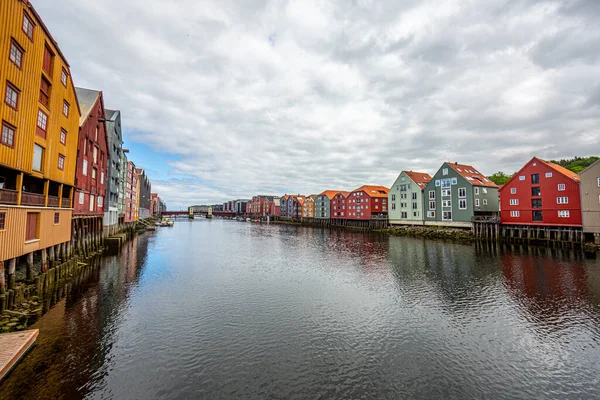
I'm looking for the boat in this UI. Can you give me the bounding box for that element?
[160,217,174,227]
[246,218,251,222]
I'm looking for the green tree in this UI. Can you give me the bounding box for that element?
[549,156,599,174]
[487,171,514,185]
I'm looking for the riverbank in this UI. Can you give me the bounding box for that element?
[0,220,157,334]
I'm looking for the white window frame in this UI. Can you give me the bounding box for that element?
[458,187,466,198]
[474,187,480,195]
[429,190,435,200]
[78,192,84,205]
[429,201,436,210]
[557,197,568,204]
[519,176,525,181]
[475,198,480,207]
[510,211,519,217]
[510,188,516,194]
[558,210,570,218]
[427,211,435,218]
[442,200,451,207]
[459,199,467,210]
[546,172,552,178]
[558,183,565,191]
[443,168,448,176]
[82,159,88,176]
[510,199,519,205]
[483,199,488,206]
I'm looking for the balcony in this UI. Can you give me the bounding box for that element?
[21,192,45,206]
[47,195,60,207]
[0,188,18,205]
[62,197,71,208]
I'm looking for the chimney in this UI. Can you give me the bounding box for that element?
[455,162,458,165]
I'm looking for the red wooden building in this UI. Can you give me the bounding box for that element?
[72,88,109,250]
[346,185,389,220]
[499,157,581,227]
[330,191,350,219]
[73,88,109,217]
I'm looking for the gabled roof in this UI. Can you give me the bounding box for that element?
[352,185,389,198]
[538,159,580,182]
[310,194,318,200]
[404,171,432,188]
[74,87,101,126]
[318,190,343,200]
[105,109,120,121]
[335,191,351,198]
[446,162,498,188]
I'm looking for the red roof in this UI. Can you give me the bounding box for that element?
[446,162,498,188]
[538,159,580,182]
[404,171,432,188]
[319,190,344,200]
[352,185,389,198]
[335,191,351,198]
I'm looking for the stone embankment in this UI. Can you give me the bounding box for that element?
[377,225,475,242]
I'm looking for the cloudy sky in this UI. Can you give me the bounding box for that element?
[35,0,600,208]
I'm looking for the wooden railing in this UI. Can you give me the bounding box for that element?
[0,188,18,205]
[47,196,60,207]
[472,216,501,223]
[62,198,71,208]
[21,192,45,206]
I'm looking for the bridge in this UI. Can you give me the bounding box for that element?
[162,211,237,218]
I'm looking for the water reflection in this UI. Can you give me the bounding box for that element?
[1,222,600,399]
[0,236,149,400]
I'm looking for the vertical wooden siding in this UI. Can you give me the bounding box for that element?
[0,0,80,185]
[0,206,72,261]
[580,162,600,233]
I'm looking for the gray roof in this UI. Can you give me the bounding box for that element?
[74,87,101,126]
[105,109,119,121]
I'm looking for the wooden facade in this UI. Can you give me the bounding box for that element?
[0,0,80,263]
[346,185,389,220]
[579,159,600,241]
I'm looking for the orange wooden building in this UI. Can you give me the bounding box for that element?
[0,0,81,290]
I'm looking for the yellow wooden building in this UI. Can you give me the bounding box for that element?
[302,195,318,218]
[0,0,81,282]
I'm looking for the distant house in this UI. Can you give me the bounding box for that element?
[499,157,581,227]
[580,159,600,242]
[314,191,342,219]
[248,195,277,218]
[270,197,281,216]
[330,191,351,219]
[302,195,318,218]
[103,109,123,233]
[346,185,389,220]
[280,195,290,217]
[388,171,432,225]
[423,162,499,227]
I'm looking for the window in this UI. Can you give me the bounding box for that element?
[429,190,435,200]
[79,192,84,204]
[391,194,395,201]
[42,44,53,74]
[54,212,60,224]
[0,212,5,230]
[61,68,68,86]
[92,168,97,180]
[375,198,379,202]
[459,199,467,209]
[442,200,451,207]
[558,184,565,191]
[98,196,103,207]
[531,174,539,184]
[429,201,436,210]
[558,210,570,218]
[36,109,48,138]
[100,172,104,184]
[89,195,95,211]
[510,188,516,194]
[39,76,51,106]
[9,40,24,68]
[474,187,480,195]
[83,159,88,175]
[510,199,519,205]
[63,100,70,117]
[1,121,16,147]
[32,144,44,171]
[483,199,488,205]
[22,13,34,40]
[557,197,568,204]
[546,172,552,178]
[401,212,407,218]
[451,177,457,185]
[475,198,480,207]
[412,202,417,210]
[519,176,525,181]
[442,211,452,220]
[442,189,451,197]
[533,211,543,221]
[442,179,451,188]
[532,187,541,196]
[427,211,435,218]
[483,188,487,194]
[25,213,38,241]
[5,81,19,109]
[391,203,395,210]
[435,180,440,187]
[510,211,520,217]
[58,154,65,170]
[443,168,448,176]
[412,192,417,200]
[598,177,600,188]
[60,129,67,144]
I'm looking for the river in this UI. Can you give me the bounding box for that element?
[1,219,600,399]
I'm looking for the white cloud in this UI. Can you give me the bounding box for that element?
[34,0,600,207]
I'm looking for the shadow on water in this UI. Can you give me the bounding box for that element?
[0,235,150,400]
